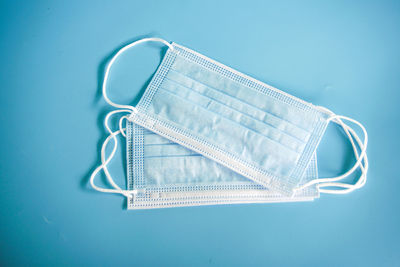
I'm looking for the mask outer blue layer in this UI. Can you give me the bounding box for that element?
[128,42,330,196]
[127,122,319,210]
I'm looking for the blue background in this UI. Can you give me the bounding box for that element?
[1,0,399,266]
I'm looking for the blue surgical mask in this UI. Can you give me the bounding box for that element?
[90,37,368,207]
[126,122,319,209]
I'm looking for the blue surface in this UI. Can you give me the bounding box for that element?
[0,0,399,266]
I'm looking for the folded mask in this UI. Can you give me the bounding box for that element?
[90,37,368,207]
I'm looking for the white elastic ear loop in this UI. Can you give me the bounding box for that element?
[319,108,368,191]
[102,37,174,111]
[295,108,368,194]
[99,114,128,192]
[119,116,128,137]
[90,129,133,197]
[317,116,368,193]
[101,110,129,191]
[297,115,368,192]
[89,109,137,197]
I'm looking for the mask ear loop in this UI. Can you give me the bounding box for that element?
[119,116,128,137]
[91,37,174,198]
[102,37,174,112]
[317,114,368,193]
[90,110,137,197]
[295,107,368,194]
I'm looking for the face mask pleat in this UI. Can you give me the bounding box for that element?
[144,156,253,186]
[144,142,199,158]
[159,77,306,153]
[171,55,319,131]
[142,131,174,145]
[148,89,300,177]
[143,130,252,185]
[165,70,311,142]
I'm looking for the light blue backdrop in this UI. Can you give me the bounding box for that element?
[0,0,399,266]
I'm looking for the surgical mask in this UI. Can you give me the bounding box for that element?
[91,109,319,209]
[126,121,321,209]
[90,38,368,207]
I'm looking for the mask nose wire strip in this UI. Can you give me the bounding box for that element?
[90,109,137,197]
[295,107,368,193]
[102,37,174,112]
